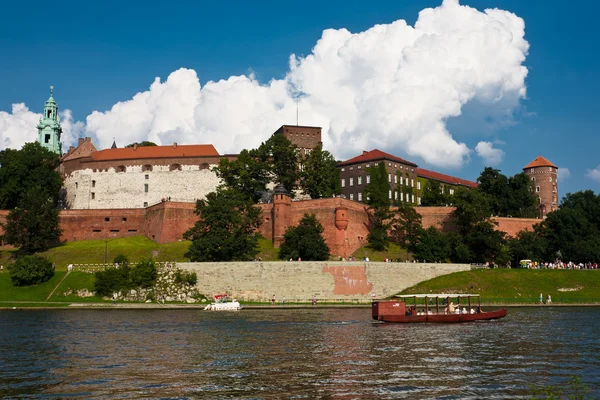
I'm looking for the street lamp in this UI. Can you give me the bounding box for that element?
[104,240,108,265]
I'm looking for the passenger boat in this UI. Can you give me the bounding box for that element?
[203,293,242,311]
[372,294,506,323]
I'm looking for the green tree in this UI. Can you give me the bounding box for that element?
[125,141,157,147]
[390,203,422,253]
[0,142,62,209]
[507,229,547,266]
[257,134,299,195]
[452,188,492,235]
[420,180,448,206]
[184,189,262,261]
[542,207,600,262]
[412,227,452,262]
[278,214,330,261]
[214,149,270,203]
[2,186,62,253]
[476,167,509,216]
[8,255,54,286]
[462,221,507,264]
[299,143,341,199]
[364,162,392,251]
[130,258,157,288]
[476,167,538,218]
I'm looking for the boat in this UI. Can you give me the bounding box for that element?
[203,294,242,311]
[372,294,506,323]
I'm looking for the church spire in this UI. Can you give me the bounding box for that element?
[37,86,63,155]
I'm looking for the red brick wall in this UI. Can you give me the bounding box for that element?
[493,217,540,237]
[59,208,146,242]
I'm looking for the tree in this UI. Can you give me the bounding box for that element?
[476,167,538,218]
[299,143,341,199]
[125,141,157,147]
[412,227,452,262]
[364,162,392,251]
[390,203,422,253]
[257,134,299,195]
[184,189,262,261]
[462,221,507,264]
[2,186,62,253]
[452,188,492,235]
[278,214,330,261]
[214,149,270,203]
[507,229,547,266]
[0,142,62,209]
[476,167,509,216]
[8,255,54,286]
[420,180,448,206]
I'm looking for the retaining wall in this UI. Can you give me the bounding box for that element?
[179,261,471,301]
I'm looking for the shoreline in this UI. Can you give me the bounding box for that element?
[1,302,600,310]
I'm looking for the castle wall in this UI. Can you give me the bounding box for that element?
[59,208,146,242]
[493,217,541,237]
[180,261,472,301]
[63,164,221,209]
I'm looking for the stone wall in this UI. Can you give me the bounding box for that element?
[180,261,472,301]
[63,164,221,209]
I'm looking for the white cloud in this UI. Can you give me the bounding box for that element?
[0,0,529,168]
[0,104,40,150]
[475,141,504,166]
[557,168,571,182]
[585,166,600,183]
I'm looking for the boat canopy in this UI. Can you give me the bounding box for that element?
[391,294,480,298]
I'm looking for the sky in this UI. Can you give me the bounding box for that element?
[0,0,598,197]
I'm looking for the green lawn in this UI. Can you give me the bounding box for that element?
[256,236,279,261]
[398,269,600,304]
[47,271,107,302]
[0,271,66,302]
[350,242,409,262]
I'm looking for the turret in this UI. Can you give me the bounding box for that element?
[37,86,63,155]
[272,184,291,247]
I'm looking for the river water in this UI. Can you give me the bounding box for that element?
[0,307,598,399]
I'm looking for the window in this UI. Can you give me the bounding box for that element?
[389,190,392,199]
[417,181,421,190]
[549,177,553,182]
[349,166,353,170]
[358,192,362,202]
[105,218,110,222]
[341,168,345,172]
[400,176,403,185]
[350,177,354,186]
[169,163,182,171]
[388,162,391,166]
[122,218,127,222]
[411,178,414,187]
[144,184,149,193]
[358,165,361,169]
[305,149,311,156]
[358,176,362,185]
[406,193,410,201]
[350,193,354,200]
[145,174,149,179]
[116,165,126,173]
[143,202,148,207]
[412,194,415,203]
[142,164,153,172]
[394,164,397,168]
[418,197,422,205]
[450,188,454,195]
[92,180,96,188]
[366,163,370,168]
[341,178,345,187]
[531,168,534,173]
[549,167,553,172]
[388,174,391,183]
[366,175,371,184]
[536,186,540,192]
[394,175,397,184]
[75,182,78,189]
[394,191,398,200]
[91,192,95,199]
[44,134,50,143]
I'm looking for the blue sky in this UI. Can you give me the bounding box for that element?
[0,0,598,197]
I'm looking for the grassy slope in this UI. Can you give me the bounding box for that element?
[399,269,600,304]
[47,271,106,302]
[0,271,66,302]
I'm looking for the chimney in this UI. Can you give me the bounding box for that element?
[173,142,177,149]
[133,143,138,150]
[78,138,84,146]
[362,150,368,155]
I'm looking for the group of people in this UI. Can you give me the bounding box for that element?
[539,293,552,304]
[522,260,598,270]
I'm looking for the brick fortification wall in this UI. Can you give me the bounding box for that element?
[180,261,472,301]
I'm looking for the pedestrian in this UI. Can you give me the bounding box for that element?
[539,293,543,304]
[272,295,276,305]
[112,293,117,304]
[547,294,552,304]
[312,295,316,306]
[282,296,286,305]
[0,265,3,273]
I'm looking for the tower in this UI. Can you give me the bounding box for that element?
[37,86,63,155]
[272,184,291,248]
[523,156,558,218]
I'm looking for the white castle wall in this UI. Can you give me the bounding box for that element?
[64,164,221,209]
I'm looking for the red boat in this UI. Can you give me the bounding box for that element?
[372,294,507,323]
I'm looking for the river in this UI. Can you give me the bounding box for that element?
[0,307,598,399]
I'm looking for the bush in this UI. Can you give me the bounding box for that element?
[94,266,130,297]
[130,258,157,288]
[8,255,54,286]
[113,254,129,267]
[174,270,198,286]
[278,214,330,261]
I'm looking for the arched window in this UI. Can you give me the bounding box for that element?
[116,165,126,173]
[142,164,153,172]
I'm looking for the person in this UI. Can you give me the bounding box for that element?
[448,302,456,313]
[272,295,276,305]
[112,292,117,304]
[282,296,286,305]
[0,265,3,273]
[547,294,552,304]
[539,293,543,304]
[312,296,316,306]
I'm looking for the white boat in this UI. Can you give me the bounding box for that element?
[204,294,242,311]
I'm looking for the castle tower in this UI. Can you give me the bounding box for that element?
[523,156,558,218]
[272,184,291,248]
[37,86,63,155]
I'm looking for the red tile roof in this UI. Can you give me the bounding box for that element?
[337,149,417,167]
[523,155,557,169]
[416,168,478,188]
[90,144,220,161]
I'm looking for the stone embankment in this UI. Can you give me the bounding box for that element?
[180,261,471,302]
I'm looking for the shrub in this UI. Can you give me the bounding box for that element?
[130,258,157,288]
[94,266,130,297]
[113,254,129,267]
[9,255,54,286]
[174,270,198,286]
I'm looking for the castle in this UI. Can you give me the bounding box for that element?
[0,88,554,256]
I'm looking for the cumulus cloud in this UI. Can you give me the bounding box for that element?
[585,166,600,183]
[0,0,529,168]
[557,168,571,182]
[475,141,504,166]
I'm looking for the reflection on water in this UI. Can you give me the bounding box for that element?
[0,307,598,399]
